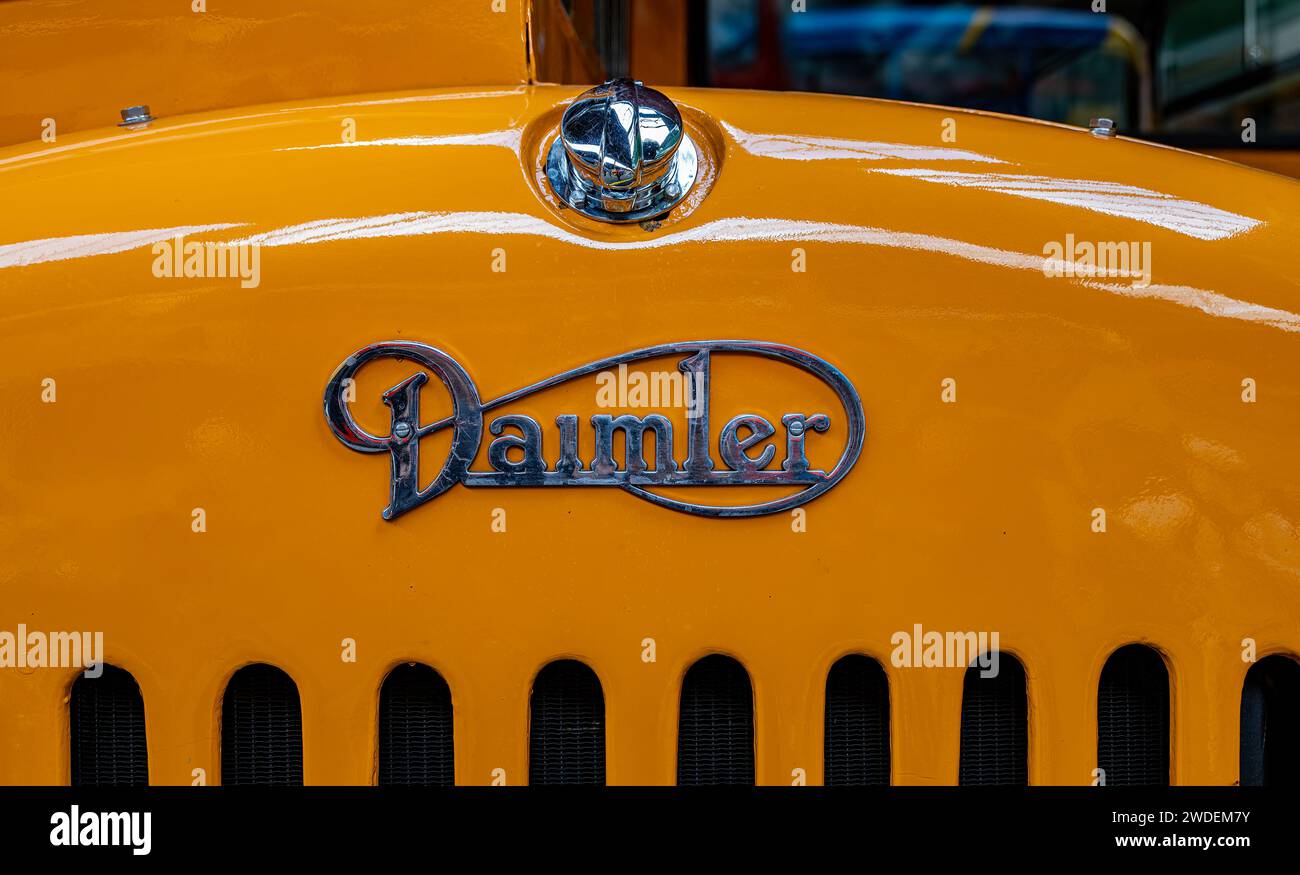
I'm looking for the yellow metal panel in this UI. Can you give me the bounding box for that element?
[0,0,530,148]
[1202,148,1300,180]
[0,86,1297,785]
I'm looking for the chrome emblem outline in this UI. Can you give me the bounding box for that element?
[323,341,865,519]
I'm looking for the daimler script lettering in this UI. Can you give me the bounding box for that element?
[323,340,865,519]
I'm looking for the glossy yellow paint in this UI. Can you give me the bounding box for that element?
[0,0,530,148]
[1204,148,1300,180]
[1,84,1298,786]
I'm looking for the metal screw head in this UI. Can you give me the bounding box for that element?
[1089,118,1117,138]
[118,105,155,127]
[393,422,413,440]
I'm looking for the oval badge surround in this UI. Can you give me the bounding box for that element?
[323,340,865,519]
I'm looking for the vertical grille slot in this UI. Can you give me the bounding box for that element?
[958,653,1028,785]
[221,664,303,786]
[379,663,454,787]
[824,655,890,785]
[528,660,605,785]
[1241,654,1300,786]
[1097,644,1169,786]
[677,654,754,785]
[70,664,148,787]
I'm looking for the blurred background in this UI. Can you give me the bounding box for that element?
[556,0,1300,176]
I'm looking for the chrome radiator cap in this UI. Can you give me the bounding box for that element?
[546,78,698,223]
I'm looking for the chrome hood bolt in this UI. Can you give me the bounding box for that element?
[1090,117,1118,138]
[546,78,699,224]
[118,105,155,128]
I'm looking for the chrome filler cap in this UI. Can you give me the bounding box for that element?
[547,78,698,223]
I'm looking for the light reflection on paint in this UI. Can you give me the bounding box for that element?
[0,89,527,172]
[229,211,1300,332]
[871,169,1262,241]
[722,121,1006,163]
[0,224,246,270]
[4,212,1294,333]
[277,130,522,154]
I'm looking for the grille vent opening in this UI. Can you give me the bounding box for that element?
[528,660,605,785]
[824,655,890,785]
[1241,654,1300,786]
[379,663,454,787]
[677,654,754,785]
[221,663,303,786]
[958,653,1028,785]
[70,664,148,787]
[1097,644,1169,786]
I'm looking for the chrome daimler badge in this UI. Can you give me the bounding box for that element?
[323,341,865,519]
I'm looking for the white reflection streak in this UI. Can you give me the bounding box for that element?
[1085,280,1300,332]
[314,89,525,110]
[722,121,1005,163]
[229,211,1300,332]
[233,211,1033,263]
[0,90,526,172]
[277,130,522,153]
[0,224,246,270]
[872,169,1262,241]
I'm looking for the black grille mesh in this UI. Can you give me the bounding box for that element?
[1241,654,1300,786]
[379,663,454,786]
[528,660,605,785]
[677,654,754,785]
[1098,644,1169,786]
[824,655,890,785]
[958,654,1028,785]
[70,665,148,787]
[221,664,303,786]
